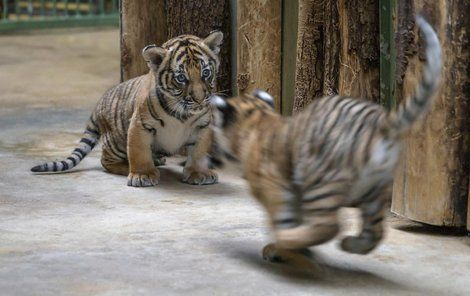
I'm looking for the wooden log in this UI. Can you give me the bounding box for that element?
[165,0,232,95]
[391,0,469,226]
[237,0,282,111]
[120,0,167,81]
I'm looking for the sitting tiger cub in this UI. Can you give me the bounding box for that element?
[210,17,441,268]
[31,32,223,187]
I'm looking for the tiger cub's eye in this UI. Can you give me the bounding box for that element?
[202,68,211,80]
[175,74,187,84]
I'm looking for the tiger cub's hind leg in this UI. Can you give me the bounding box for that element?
[274,182,344,251]
[341,185,390,255]
[101,145,129,176]
[249,174,323,274]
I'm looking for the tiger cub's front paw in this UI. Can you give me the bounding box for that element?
[182,168,218,185]
[127,171,160,187]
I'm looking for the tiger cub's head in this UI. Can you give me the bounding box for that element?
[142,31,223,113]
[210,90,275,162]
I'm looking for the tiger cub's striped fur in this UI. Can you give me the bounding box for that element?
[31,32,224,187]
[210,17,441,265]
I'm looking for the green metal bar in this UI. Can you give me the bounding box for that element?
[75,0,80,16]
[379,0,396,110]
[51,0,57,17]
[229,0,237,96]
[40,0,45,19]
[98,0,104,14]
[28,0,32,19]
[64,0,68,16]
[88,0,93,15]
[281,0,298,116]
[2,0,8,21]
[15,0,19,20]
[112,0,117,13]
[0,13,119,33]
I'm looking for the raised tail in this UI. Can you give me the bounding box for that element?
[31,115,100,173]
[387,16,442,137]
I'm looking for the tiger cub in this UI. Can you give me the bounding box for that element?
[210,17,441,266]
[31,32,224,187]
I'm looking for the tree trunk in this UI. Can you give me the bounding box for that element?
[237,0,282,111]
[392,0,469,226]
[120,0,167,81]
[166,0,232,95]
[292,0,379,113]
[120,0,232,95]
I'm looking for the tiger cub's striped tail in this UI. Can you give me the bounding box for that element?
[387,16,442,138]
[31,116,100,173]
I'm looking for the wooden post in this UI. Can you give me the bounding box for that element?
[165,0,232,95]
[337,0,380,101]
[292,0,340,113]
[236,0,282,111]
[120,0,167,81]
[292,0,379,113]
[379,0,396,110]
[391,0,469,227]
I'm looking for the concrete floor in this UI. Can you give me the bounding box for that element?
[0,28,469,296]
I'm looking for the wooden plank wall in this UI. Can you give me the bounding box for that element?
[120,0,468,228]
[391,0,469,226]
[236,0,282,111]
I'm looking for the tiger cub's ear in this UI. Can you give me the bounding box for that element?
[203,30,224,55]
[142,45,167,70]
[210,95,228,110]
[210,95,235,127]
[252,89,274,108]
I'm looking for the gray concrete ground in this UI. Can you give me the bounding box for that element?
[0,29,469,296]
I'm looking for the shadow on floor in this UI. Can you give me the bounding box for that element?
[214,240,444,295]
[391,219,468,237]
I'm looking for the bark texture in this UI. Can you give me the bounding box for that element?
[392,0,469,226]
[120,0,232,94]
[395,0,417,94]
[338,0,380,101]
[292,0,379,113]
[292,0,340,113]
[237,0,282,111]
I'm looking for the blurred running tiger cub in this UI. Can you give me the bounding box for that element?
[210,17,441,264]
[31,32,223,187]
